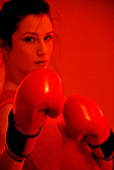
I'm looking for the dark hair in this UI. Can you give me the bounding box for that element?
[0,0,51,47]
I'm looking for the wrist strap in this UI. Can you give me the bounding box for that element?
[88,129,114,160]
[6,109,41,162]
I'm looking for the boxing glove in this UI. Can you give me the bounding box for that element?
[63,95,114,160]
[5,68,65,162]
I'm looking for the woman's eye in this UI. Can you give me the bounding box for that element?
[24,37,36,42]
[44,35,53,41]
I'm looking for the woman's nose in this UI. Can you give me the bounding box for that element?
[37,40,47,57]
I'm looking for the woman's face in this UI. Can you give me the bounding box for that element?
[7,14,54,80]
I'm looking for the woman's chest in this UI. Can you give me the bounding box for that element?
[61,135,100,170]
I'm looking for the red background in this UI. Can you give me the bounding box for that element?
[48,0,114,129]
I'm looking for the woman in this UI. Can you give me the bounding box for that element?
[0,0,113,169]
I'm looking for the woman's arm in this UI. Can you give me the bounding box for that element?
[0,104,25,170]
[94,155,113,170]
[0,151,24,170]
[0,68,64,170]
[90,139,114,170]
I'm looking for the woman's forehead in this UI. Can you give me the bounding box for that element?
[16,14,53,35]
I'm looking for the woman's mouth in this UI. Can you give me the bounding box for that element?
[34,60,47,64]
[34,60,48,67]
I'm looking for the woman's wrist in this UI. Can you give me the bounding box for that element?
[0,149,24,170]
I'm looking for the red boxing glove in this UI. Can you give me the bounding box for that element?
[6,68,65,162]
[63,95,114,160]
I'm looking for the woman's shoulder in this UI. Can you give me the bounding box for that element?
[0,90,15,108]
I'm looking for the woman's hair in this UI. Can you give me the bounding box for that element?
[0,0,51,47]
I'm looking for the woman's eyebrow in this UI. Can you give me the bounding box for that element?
[23,31,53,36]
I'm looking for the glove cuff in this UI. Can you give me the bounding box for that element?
[6,109,41,162]
[88,129,114,160]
